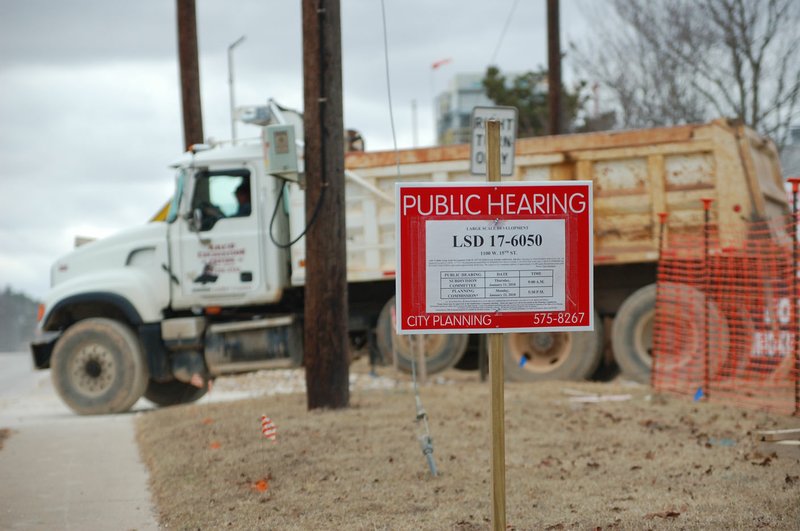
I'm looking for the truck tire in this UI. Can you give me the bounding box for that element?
[375,297,469,374]
[503,310,604,382]
[144,379,208,407]
[51,318,149,415]
[612,283,730,384]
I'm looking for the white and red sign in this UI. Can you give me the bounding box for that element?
[395,182,593,334]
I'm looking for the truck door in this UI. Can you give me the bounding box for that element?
[172,167,263,306]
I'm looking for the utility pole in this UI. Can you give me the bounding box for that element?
[176,0,204,150]
[547,0,562,135]
[302,0,349,410]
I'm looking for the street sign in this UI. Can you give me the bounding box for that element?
[395,181,593,334]
[470,106,518,176]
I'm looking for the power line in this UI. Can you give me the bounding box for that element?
[489,0,521,66]
[380,0,401,175]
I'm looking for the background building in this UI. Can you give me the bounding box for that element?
[435,74,493,145]
[434,71,549,145]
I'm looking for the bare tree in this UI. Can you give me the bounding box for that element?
[571,0,800,150]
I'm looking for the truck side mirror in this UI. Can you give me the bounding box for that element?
[190,208,203,232]
[188,202,224,231]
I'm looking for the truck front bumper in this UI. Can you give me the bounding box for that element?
[30,331,60,369]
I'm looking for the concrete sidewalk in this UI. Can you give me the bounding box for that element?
[0,352,159,530]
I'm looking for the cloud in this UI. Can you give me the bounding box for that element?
[0,1,175,68]
[0,0,588,300]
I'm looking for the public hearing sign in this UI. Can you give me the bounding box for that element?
[395,181,594,334]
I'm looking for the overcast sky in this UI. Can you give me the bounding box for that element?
[0,0,590,300]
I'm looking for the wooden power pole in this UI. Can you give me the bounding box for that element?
[176,0,204,150]
[302,0,349,410]
[547,0,562,135]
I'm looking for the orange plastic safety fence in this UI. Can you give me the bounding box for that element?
[653,213,800,415]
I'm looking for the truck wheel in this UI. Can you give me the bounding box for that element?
[612,283,730,384]
[375,297,468,374]
[144,379,208,407]
[503,310,603,382]
[51,318,148,415]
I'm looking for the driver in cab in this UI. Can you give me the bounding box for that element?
[233,180,251,217]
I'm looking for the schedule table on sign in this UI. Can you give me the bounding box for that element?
[440,270,554,299]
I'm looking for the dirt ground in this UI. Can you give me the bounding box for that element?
[136,361,800,530]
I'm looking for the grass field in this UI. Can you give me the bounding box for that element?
[136,363,800,530]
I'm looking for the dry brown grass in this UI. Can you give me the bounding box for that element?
[136,363,800,530]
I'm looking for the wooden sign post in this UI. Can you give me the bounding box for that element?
[394,117,593,531]
[486,119,506,531]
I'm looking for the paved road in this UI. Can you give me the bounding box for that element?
[0,351,160,530]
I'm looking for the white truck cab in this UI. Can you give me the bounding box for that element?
[31,103,326,414]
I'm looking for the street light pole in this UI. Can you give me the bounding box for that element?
[228,35,246,145]
[430,58,451,146]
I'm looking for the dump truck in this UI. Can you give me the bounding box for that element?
[351,118,789,384]
[31,101,788,414]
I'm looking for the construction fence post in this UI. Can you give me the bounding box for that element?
[789,178,800,416]
[701,198,714,399]
[653,212,669,389]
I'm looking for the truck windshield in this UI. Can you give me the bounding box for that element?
[166,169,186,223]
